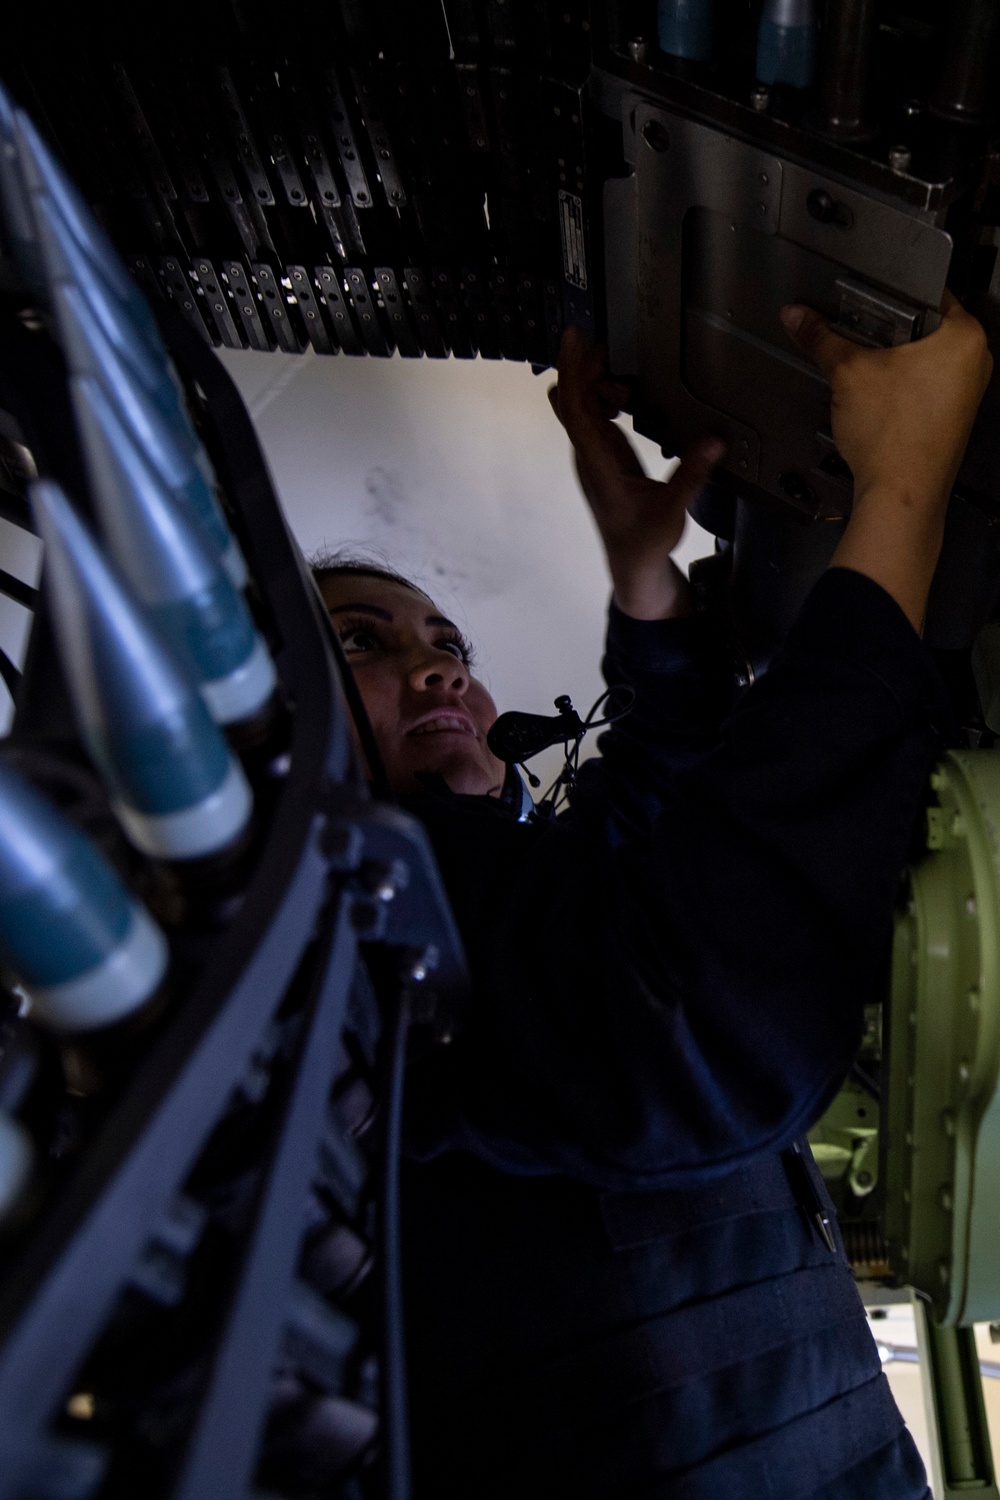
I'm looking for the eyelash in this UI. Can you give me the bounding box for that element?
[337,618,475,667]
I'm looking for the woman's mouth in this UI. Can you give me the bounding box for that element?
[406,711,477,738]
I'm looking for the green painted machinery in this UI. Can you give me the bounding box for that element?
[886,751,1000,1329]
[808,748,1000,1496]
[809,749,1000,1324]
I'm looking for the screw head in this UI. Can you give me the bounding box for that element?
[807,188,837,224]
[641,118,670,153]
[888,143,912,173]
[751,84,771,113]
[627,37,648,62]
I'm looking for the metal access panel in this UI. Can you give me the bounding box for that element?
[603,89,956,520]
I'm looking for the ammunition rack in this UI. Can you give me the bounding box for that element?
[0,285,466,1500]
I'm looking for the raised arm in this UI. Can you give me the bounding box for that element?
[782,292,993,632]
[548,330,723,621]
[408,304,991,1188]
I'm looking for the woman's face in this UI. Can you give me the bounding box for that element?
[321,573,507,798]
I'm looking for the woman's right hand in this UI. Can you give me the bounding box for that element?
[549,327,724,621]
[781,292,993,631]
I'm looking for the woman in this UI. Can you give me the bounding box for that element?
[316,300,991,1498]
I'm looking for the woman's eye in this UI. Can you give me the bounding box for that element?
[340,627,379,654]
[438,639,467,662]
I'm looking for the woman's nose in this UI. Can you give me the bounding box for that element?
[409,648,469,693]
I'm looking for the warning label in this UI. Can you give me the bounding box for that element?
[558,191,588,291]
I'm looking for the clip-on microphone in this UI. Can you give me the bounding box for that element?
[487,687,635,814]
[487,696,585,783]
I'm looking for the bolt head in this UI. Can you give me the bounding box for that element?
[627,37,648,62]
[641,118,670,153]
[751,85,771,113]
[888,144,912,173]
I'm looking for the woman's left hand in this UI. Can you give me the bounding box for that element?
[549,326,724,620]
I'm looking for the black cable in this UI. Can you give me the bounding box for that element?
[307,569,396,804]
[330,631,396,805]
[378,984,412,1500]
[582,684,636,731]
[535,685,636,817]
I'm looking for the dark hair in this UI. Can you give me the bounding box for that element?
[309,548,430,600]
[311,548,477,668]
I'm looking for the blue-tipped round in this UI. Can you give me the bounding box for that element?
[73,375,277,725]
[30,481,253,861]
[9,102,247,591]
[13,107,166,358]
[658,0,718,62]
[756,0,817,88]
[33,195,194,443]
[50,283,247,589]
[0,82,45,300]
[0,761,168,1031]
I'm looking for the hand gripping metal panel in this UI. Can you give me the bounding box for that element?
[608,91,954,519]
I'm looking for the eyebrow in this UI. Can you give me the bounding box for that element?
[327,602,393,621]
[327,602,459,631]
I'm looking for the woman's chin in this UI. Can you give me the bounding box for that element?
[401,744,504,798]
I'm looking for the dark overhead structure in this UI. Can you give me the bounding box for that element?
[7,1,1000,667]
[4,4,1000,1498]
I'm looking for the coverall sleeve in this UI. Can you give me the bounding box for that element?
[570,599,736,839]
[404,567,949,1190]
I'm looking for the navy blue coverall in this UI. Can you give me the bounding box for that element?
[401,567,944,1498]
